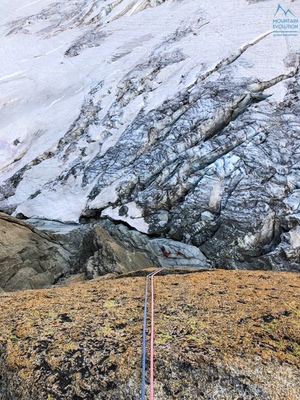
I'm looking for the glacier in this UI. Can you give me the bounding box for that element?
[0,0,300,271]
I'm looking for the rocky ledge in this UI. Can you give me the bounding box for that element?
[0,269,299,399]
[0,212,208,292]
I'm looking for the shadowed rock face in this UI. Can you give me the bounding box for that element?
[0,212,72,291]
[0,0,300,271]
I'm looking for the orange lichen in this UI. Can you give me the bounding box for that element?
[0,269,299,399]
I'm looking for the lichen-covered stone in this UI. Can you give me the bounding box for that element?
[0,270,299,399]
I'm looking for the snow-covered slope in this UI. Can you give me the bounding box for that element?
[0,0,299,270]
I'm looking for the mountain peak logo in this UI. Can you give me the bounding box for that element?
[274,4,296,17]
[273,3,298,36]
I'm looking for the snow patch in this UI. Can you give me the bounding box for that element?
[102,202,149,233]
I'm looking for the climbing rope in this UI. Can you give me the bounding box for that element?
[141,268,164,400]
[141,258,210,399]
[150,268,164,400]
[141,264,209,399]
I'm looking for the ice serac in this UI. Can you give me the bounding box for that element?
[0,0,300,271]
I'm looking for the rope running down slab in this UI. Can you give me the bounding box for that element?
[141,268,164,400]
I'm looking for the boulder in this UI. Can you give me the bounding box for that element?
[84,225,151,279]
